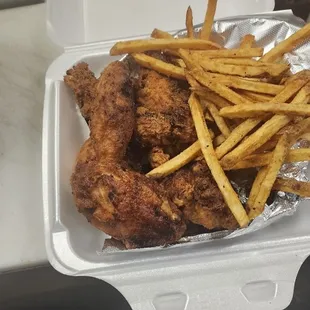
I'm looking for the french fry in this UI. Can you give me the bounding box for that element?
[174,58,186,68]
[110,38,221,56]
[190,69,253,105]
[228,148,310,170]
[151,28,173,39]
[249,134,290,218]
[188,93,249,227]
[214,134,226,146]
[211,58,288,69]
[215,118,262,160]
[200,59,288,77]
[186,71,202,88]
[204,109,214,122]
[147,141,201,178]
[132,53,186,80]
[191,87,232,108]
[203,72,284,95]
[204,100,231,138]
[273,178,310,197]
[200,0,218,40]
[191,48,264,59]
[219,103,310,119]
[186,6,195,39]
[247,167,268,212]
[240,34,255,48]
[239,90,274,102]
[260,23,310,62]
[179,49,199,69]
[221,80,309,169]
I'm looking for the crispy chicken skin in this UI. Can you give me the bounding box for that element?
[135,68,196,147]
[65,62,186,248]
[162,161,238,231]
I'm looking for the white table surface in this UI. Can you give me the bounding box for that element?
[0,3,61,271]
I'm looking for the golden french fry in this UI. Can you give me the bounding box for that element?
[110,38,221,56]
[261,23,310,62]
[240,34,255,48]
[228,148,310,170]
[175,58,186,68]
[190,69,253,105]
[191,87,232,108]
[204,109,214,122]
[214,134,226,146]
[151,28,173,39]
[247,167,268,212]
[215,118,262,160]
[211,58,288,68]
[147,141,201,178]
[188,93,249,227]
[220,80,309,169]
[219,103,310,119]
[186,6,195,38]
[179,49,199,69]
[191,48,264,59]
[202,72,284,95]
[200,0,218,40]
[132,53,186,80]
[204,100,231,138]
[200,59,288,77]
[186,71,202,88]
[249,134,290,218]
[273,178,310,197]
[240,90,274,102]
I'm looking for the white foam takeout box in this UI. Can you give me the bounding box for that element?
[42,0,310,309]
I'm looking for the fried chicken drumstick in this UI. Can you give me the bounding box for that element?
[65,62,186,249]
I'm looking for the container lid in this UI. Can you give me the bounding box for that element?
[46,0,275,47]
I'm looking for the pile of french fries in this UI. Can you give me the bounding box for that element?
[110,0,310,228]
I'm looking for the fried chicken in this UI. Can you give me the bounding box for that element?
[149,146,170,168]
[64,62,98,123]
[135,68,196,147]
[65,62,186,248]
[162,161,238,231]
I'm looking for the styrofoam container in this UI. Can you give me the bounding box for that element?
[42,1,310,309]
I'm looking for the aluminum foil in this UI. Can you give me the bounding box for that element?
[176,11,310,243]
[103,11,310,250]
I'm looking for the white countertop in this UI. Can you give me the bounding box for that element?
[0,3,61,271]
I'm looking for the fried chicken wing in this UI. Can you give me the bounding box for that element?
[64,62,98,123]
[162,161,238,231]
[65,62,186,248]
[135,68,196,147]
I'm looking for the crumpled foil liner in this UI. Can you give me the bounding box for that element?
[103,11,310,250]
